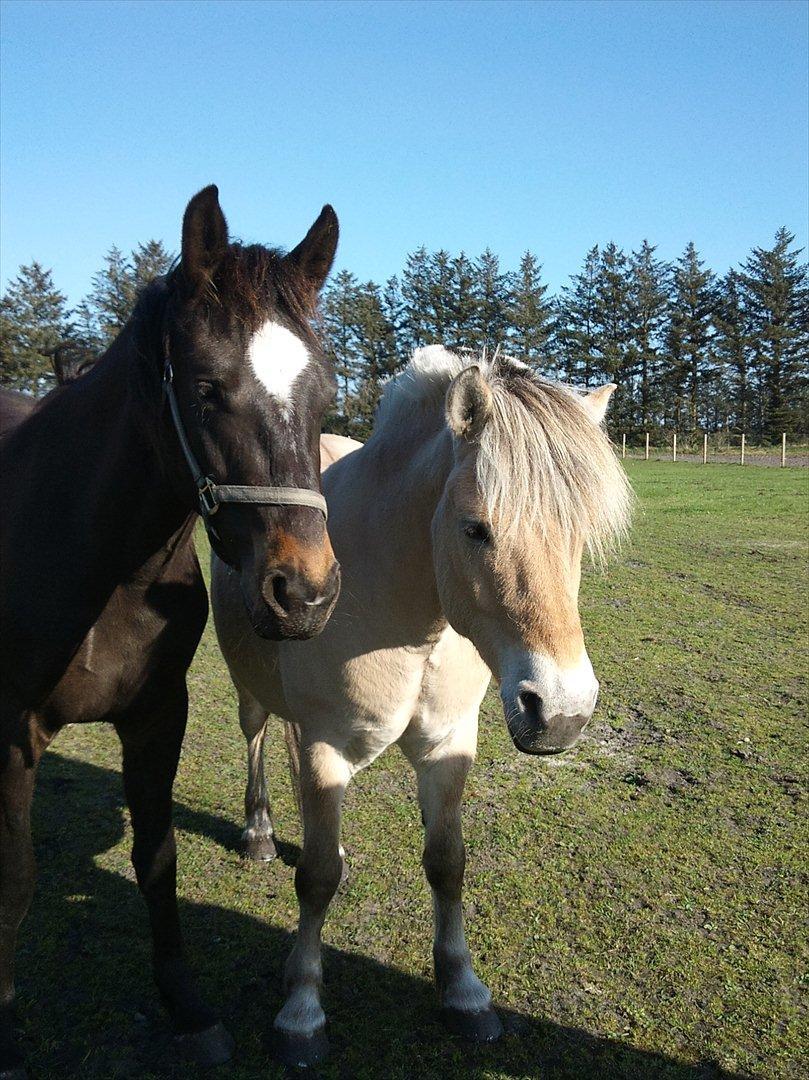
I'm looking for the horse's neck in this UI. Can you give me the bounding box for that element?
[24,327,190,582]
[327,406,452,644]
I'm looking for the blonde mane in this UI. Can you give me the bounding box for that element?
[375,345,633,561]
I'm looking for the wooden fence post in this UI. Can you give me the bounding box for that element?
[782,432,787,467]
[622,433,626,459]
[645,432,649,461]
[673,433,677,462]
[740,433,745,466]
[703,433,708,464]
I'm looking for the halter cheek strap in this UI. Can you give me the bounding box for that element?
[162,360,328,524]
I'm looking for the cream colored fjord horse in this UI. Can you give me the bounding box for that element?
[211,345,633,1066]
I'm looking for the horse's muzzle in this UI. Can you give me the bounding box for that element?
[506,689,591,756]
[249,559,341,640]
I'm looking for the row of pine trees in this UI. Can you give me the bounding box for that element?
[1,230,806,441]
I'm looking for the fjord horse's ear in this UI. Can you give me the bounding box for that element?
[181,185,229,293]
[446,366,493,442]
[284,205,339,297]
[581,383,617,426]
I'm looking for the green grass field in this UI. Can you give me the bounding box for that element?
[18,463,808,1079]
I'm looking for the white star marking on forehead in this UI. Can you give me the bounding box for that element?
[248,320,312,412]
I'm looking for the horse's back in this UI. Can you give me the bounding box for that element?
[0,388,37,438]
[320,433,362,472]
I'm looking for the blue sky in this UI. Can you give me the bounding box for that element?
[1,0,807,307]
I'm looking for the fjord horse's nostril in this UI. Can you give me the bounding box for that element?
[518,690,547,732]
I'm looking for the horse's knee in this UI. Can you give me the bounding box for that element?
[239,697,267,740]
[295,849,343,912]
[131,828,177,891]
[423,830,465,900]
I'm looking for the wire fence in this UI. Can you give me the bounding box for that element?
[616,432,808,467]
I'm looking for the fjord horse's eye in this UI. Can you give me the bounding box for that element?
[463,521,492,545]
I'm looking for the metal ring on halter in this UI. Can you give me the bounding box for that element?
[162,360,328,522]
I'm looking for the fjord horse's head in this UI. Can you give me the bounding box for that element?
[430,354,632,754]
[164,186,340,640]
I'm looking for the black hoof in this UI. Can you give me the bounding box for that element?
[175,1020,235,1067]
[441,1004,504,1043]
[0,1068,29,1080]
[273,1026,330,1069]
[243,835,277,862]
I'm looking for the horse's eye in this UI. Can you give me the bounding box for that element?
[463,521,492,545]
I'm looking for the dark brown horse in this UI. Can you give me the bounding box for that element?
[0,186,340,1076]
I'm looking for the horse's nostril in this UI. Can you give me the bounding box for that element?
[519,690,546,731]
[271,573,291,616]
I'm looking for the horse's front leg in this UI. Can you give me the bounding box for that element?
[115,681,233,1068]
[273,738,349,1068]
[401,718,503,1043]
[237,690,275,861]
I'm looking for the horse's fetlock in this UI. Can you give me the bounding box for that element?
[275,986,325,1038]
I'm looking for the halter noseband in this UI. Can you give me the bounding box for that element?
[162,359,328,530]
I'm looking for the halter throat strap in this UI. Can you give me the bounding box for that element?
[162,360,328,522]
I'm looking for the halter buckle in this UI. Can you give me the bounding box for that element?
[197,477,219,517]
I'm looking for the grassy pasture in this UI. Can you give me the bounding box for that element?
[18,463,808,1079]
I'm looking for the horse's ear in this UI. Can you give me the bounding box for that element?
[283,205,339,297]
[181,185,229,293]
[446,366,493,442]
[581,383,617,426]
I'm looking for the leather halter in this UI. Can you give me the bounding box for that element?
[162,359,328,533]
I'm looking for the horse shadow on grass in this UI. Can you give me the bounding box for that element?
[16,750,744,1080]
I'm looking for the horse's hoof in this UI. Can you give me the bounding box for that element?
[441,1004,504,1043]
[175,1020,235,1067]
[0,1068,29,1080]
[243,835,277,862]
[273,1026,330,1069]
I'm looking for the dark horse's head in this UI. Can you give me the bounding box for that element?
[161,185,340,640]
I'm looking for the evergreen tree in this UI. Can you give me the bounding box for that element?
[381,275,405,370]
[666,243,715,431]
[738,228,809,437]
[400,247,433,354]
[448,253,478,352]
[79,240,174,349]
[713,270,751,431]
[507,251,553,373]
[0,261,70,391]
[425,250,456,344]
[474,249,510,350]
[557,246,601,386]
[321,269,362,431]
[628,241,669,428]
[352,282,398,435]
[592,243,634,431]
